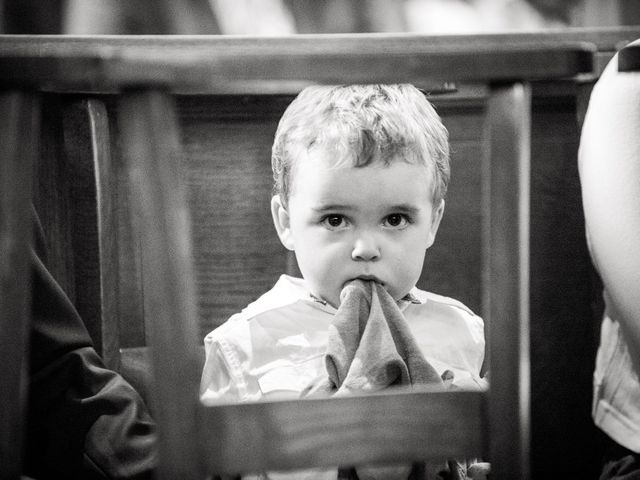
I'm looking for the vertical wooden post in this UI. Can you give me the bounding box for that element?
[0,91,39,479]
[483,82,531,479]
[86,99,121,370]
[118,89,203,479]
[63,99,121,369]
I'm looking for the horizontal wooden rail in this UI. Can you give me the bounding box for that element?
[0,33,599,92]
[201,388,485,476]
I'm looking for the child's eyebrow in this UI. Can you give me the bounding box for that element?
[311,203,422,215]
[311,204,352,213]
[386,204,421,215]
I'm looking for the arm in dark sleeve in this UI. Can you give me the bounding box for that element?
[24,210,157,479]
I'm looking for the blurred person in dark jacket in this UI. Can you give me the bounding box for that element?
[23,209,157,479]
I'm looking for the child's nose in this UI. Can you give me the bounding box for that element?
[351,235,380,261]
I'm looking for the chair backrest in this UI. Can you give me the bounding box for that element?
[91,34,593,479]
[2,30,640,479]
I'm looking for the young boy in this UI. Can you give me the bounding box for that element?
[199,84,487,478]
[200,84,486,405]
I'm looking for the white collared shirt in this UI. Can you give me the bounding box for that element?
[200,274,487,404]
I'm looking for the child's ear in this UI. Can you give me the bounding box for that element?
[425,199,445,249]
[271,195,295,251]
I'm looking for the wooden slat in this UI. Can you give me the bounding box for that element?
[3,27,639,58]
[118,90,202,480]
[61,99,120,368]
[80,99,120,370]
[0,34,595,92]
[86,99,120,369]
[3,28,640,47]
[483,83,531,479]
[201,389,485,476]
[0,90,39,480]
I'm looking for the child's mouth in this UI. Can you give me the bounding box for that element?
[355,275,384,285]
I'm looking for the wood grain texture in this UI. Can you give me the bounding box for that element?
[108,98,148,349]
[483,83,531,480]
[420,99,485,315]
[33,96,76,298]
[0,90,38,480]
[118,90,202,480]
[3,28,639,53]
[86,99,120,369]
[177,95,290,336]
[0,32,599,92]
[201,388,485,476]
[62,99,121,368]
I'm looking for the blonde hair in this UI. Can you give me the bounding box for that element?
[271,84,450,208]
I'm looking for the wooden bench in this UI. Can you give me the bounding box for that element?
[2,28,640,479]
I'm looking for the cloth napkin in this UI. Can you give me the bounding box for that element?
[306,279,443,397]
[303,279,444,480]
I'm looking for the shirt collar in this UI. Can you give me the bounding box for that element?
[282,275,425,312]
[402,290,423,305]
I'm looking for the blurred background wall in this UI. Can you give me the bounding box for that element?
[1,0,639,35]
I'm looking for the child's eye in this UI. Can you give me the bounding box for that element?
[384,214,410,228]
[321,214,347,229]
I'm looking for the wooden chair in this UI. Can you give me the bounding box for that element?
[2,30,640,479]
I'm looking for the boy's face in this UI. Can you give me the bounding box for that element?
[271,148,445,309]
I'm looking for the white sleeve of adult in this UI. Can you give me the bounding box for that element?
[578,39,640,366]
